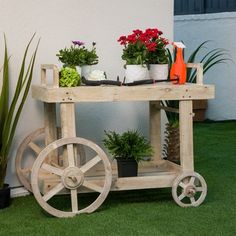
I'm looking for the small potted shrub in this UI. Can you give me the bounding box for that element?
[145,28,169,81]
[103,130,153,177]
[117,28,169,82]
[56,40,98,78]
[59,67,81,87]
[117,29,149,83]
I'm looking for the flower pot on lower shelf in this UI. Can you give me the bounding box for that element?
[116,158,138,178]
[0,184,10,209]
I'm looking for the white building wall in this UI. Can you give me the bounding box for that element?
[174,12,236,121]
[0,0,173,187]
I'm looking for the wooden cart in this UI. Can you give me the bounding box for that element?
[16,64,214,217]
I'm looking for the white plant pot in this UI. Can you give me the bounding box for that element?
[149,64,168,81]
[81,65,92,78]
[75,66,82,76]
[125,65,148,83]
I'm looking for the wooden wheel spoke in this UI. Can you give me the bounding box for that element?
[42,163,63,176]
[83,180,103,193]
[67,144,75,167]
[43,183,64,202]
[28,141,42,155]
[71,189,78,213]
[80,155,101,173]
[189,176,195,185]
[179,181,186,189]
[178,192,186,201]
[190,197,196,204]
[196,187,204,192]
[50,161,62,168]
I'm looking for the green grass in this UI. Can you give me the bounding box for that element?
[1,122,236,236]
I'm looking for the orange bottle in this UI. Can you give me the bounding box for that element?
[170,45,186,84]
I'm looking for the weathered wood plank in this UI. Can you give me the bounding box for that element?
[32,83,215,103]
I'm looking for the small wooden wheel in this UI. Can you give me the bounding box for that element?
[16,128,46,192]
[31,137,112,218]
[172,172,207,207]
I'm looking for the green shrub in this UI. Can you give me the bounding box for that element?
[59,67,81,87]
[103,130,153,163]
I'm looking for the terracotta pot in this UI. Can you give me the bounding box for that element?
[193,99,208,122]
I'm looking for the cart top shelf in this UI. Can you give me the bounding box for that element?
[32,64,214,103]
[32,83,215,103]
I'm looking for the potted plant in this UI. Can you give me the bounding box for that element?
[163,41,231,163]
[59,67,81,87]
[56,40,98,78]
[117,29,149,83]
[103,130,153,177]
[145,28,169,81]
[0,34,39,208]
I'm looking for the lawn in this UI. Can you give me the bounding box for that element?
[0,122,236,236]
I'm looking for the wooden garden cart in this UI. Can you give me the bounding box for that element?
[16,64,214,217]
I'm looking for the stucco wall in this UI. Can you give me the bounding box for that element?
[174,12,236,120]
[0,0,173,187]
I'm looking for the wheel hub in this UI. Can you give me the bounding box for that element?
[62,167,84,189]
[185,185,196,197]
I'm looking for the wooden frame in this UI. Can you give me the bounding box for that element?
[25,64,214,216]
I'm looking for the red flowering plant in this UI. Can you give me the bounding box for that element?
[117,28,169,66]
[145,28,169,64]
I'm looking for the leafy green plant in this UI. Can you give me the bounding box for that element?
[103,130,153,163]
[59,67,81,87]
[162,41,231,162]
[164,40,232,124]
[56,41,98,67]
[0,34,39,189]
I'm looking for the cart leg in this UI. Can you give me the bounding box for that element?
[44,103,58,164]
[179,100,194,171]
[60,103,77,167]
[149,101,161,163]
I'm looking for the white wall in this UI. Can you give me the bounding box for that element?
[0,0,173,187]
[174,12,236,120]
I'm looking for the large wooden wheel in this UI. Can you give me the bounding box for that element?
[31,137,112,218]
[16,128,46,192]
[172,172,207,207]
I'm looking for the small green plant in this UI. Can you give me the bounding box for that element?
[59,67,81,87]
[56,41,98,67]
[103,130,153,163]
[0,34,39,189]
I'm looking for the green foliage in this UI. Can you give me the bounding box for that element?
[0,34,39,188]
[103,130,153,163]
[56,43,98,67]
[147,40,169,64]
[122,41,148,66]
[59,67,81,87]
[164,41,232,126]
[186,40,232,83]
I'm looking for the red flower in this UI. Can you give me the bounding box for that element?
[118,36,127,45]
[127,34,137,43]
[146,42,157,52]
[133,29,143,36]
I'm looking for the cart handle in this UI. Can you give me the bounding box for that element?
[41,64,59,88]
[186,63,203,85]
